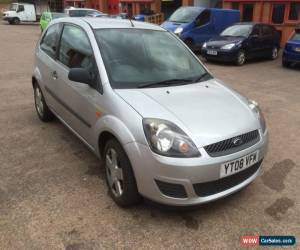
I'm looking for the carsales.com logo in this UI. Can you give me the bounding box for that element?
[240,235,296,246]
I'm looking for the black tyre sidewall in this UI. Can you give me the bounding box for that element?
[34,84,54,122]
[104,139,140,207]
[236,50,246,66]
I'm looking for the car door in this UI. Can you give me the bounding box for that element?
[51,24,102,145]
[190,9,212,45]
[16,4,25,21]
[248,24,264,58]
[37,23,63,113]
[261,25,275,55]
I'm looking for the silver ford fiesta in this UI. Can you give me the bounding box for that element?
[32,17,268,207]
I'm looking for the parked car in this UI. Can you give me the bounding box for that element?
[40,12,66,31]
[110,13,129,19]
[86,11,107,18]
[32,18,268,207]
[65,8,103,17]
[3,2,48,25]
[282,27,300,68]
[161,7,240,50]
[201,23,280,65]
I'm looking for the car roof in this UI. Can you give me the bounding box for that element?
[53,17,165,31]
[68,8,99,11]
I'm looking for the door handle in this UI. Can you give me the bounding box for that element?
[52,71,58,80]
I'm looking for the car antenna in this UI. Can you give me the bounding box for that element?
[129,17,135,27]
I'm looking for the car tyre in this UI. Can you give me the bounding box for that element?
[282,60,290,68]
[236,50,246,66]
[184,39,195,51]
[13,17,20,25]
[33,83,54,122]
[270,46,279,60]
[104,138,141,207]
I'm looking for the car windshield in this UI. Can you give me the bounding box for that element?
[169,7,200,23]
[10,3,18,11]
[291,32,300,41]
[221,24,253,37]
[52,13,66,19]
[94,29,210,89]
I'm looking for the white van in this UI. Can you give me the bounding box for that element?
[3,2,48,24]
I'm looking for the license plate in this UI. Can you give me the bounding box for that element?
[207,50,218,55]
[220,151,259,178]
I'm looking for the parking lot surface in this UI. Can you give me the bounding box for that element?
[0,23,299,250]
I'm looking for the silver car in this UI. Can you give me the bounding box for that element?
[32,18,268,207]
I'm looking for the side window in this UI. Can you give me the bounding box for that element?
[58,25,98,85]
[262,25,273,36]
[196,10,211,26]
[18,5,24,12]
[252,25,261,36]
[40,24,60,59]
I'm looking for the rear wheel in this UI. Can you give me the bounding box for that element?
[236,50,246,66]
[104,139,141,207]
[270,46,279,60]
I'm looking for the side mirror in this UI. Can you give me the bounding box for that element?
[251,34,259,39]
[68,68,92,85]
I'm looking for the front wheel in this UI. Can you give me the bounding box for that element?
[104,139,141,207]
[33,83,54,122]
[184,39,194,51]
[282,60,290,68]
[236,50,246,66]
[13,17,20,25]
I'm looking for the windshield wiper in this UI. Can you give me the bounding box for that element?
[138,78,194,88]
[193,72,212,82]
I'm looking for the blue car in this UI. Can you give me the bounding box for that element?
[282,27,300,67]
[161,7,240,50]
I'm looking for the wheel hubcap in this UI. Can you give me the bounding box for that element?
[272,48,278,59]
[238,52,245,64]
[35,87,44,116]
[105,148,124,197]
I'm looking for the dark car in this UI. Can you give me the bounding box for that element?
[201,23,280,65]
[282,27,300,68]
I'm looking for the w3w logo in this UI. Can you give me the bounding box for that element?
[240,236,259,246]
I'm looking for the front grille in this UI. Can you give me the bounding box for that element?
[155,180,187,198]
[193,159,263,197]
[204,130,260,157]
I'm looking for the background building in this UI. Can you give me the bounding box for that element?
[223,0,300,46]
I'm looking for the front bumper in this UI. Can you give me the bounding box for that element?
[201,48,240,62]
[125,130,268,206]
[283,49,300,64]
[2,16,13,21]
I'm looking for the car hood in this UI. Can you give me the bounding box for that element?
[115,79,259,148]
[3,11,16,15]
[160,20,190,32]
[207,36,245,48]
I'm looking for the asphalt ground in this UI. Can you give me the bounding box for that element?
[0,22,299,249]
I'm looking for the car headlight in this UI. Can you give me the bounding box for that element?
[143,118,200,157]
[248,99,266,133]
[174,27,183,35]
[221,43,236,50]
[202,42,207,48]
